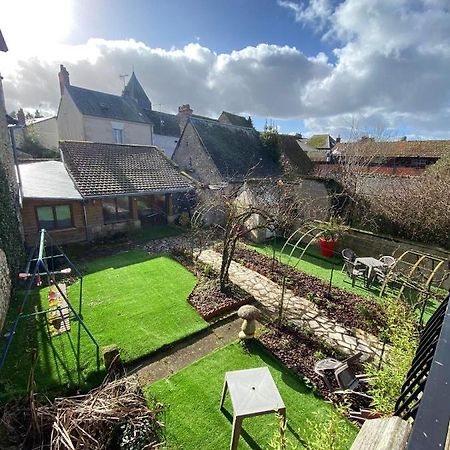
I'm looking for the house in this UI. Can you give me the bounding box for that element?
[9,111,59,155]
[172,115,281,186]
[218,111,253,128]
[19,141,192,246]
[308,134,336,150]
[56,66,183,157]
[329,139,450,175]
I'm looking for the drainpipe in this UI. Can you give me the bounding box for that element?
[9,125,24,206]
[82,201,89,242]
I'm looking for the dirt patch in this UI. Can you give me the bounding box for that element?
[234,246,387,336]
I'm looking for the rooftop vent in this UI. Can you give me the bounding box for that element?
[99,102,109,110]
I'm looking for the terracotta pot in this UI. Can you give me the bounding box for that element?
[319,238,337,257]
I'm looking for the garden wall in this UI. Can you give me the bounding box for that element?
[340,228,450,290]
[0,249,11,331]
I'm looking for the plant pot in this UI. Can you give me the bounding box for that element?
[319,238,337,257]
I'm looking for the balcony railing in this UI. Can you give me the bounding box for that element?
[394,292,450,449]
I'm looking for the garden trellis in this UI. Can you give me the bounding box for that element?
[379,249,449,324]
[0,229,100,384]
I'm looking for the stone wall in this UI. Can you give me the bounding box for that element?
[340,228,450,289]
[0,248,11,331]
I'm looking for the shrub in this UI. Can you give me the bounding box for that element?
[365,297,419,415]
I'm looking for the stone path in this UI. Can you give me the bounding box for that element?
[130,315,243,385]
[197,249,386,360]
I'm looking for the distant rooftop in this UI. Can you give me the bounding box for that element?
[333,140,450,158]
[218,111,252,128]
[308,134,336,150]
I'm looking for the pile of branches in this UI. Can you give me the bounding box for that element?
[0,376,165,449]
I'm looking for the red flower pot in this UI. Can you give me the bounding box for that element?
[319,238,337,257]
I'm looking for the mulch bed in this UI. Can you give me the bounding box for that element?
[171,247,254,320]
[258,323,372,412]
[187,279,254,320]
[234,246,387,336]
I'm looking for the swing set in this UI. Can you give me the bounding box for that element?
[0,229,100,386]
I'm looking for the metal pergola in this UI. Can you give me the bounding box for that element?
[0,229,100,384]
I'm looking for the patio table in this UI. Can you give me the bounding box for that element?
[220,366,286,450]
[355,257,385,287]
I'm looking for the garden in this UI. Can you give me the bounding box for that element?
[0,249,207,400]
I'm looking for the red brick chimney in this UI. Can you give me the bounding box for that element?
[58,64,70,95]
[177,104,193,132]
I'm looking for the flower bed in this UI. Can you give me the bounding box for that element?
[234,246,387,336]
[259,322,371,411]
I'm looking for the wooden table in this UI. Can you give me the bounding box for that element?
[355,257,385,287]
[220,367,286,450]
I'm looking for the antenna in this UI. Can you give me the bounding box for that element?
[119,74,129,88]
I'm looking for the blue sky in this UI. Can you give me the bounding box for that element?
[2,0,450,139]
[70,0,336,57]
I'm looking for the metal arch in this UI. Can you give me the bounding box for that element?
[380,250,449,304]
[277,223,327,321]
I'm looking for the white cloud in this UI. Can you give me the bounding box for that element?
[1,0,450,138]
[278,0,332,29]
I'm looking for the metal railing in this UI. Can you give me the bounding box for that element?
[394,292,450,449]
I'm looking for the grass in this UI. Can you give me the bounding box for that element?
[248,238,441,323]
[146,342,357,450]
[0,250,207,400]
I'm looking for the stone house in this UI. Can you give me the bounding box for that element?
[19,141,192,246]
[172,115,280,186]
[56,66,183,158]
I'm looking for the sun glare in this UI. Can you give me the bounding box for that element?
[1,0,74,52]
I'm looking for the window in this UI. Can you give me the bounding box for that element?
[113,128,123,144]
[102,197,131,223]
[36,205,72,230]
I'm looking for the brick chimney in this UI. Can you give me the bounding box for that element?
[58,64,70,95]
[17,108,25,126]
[336,136,341,143]
[177,104,193,132]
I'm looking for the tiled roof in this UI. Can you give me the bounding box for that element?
[218,111,252,128]
[60,141,192,197]
[308,134,335,150]
[19,161,82,200]
[333,140,450,158]
[278,135,313,176]
[67,85,152,124]
[144,110,181,137]
[190,117,280,179]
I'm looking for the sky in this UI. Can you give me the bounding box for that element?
[1,0,450,139]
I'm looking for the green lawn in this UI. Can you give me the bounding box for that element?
[146,342,358,450]
[248,239,441,322]
[0,250,207,400]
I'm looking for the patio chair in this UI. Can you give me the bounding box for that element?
[334,363,372,398]
[343,259,367,287]
[314,352,363,390]
[341,248,357,272]
[379,255,396,269]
